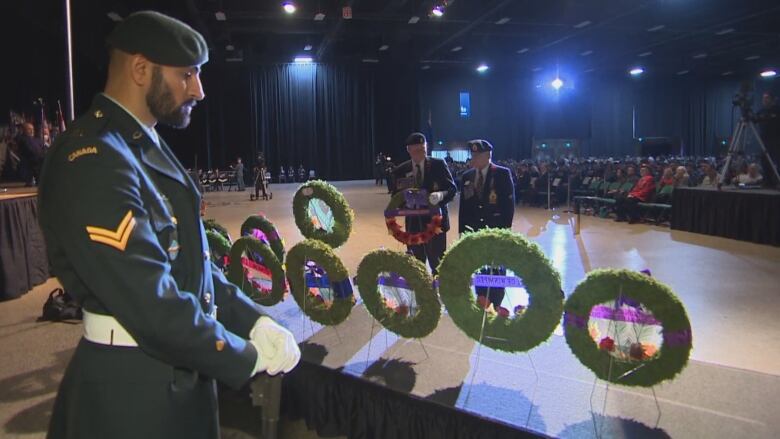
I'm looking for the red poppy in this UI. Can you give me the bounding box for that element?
[599,337,615,352]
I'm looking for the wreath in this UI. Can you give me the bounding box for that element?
[203,219,231,241]
[205,229,232,264]
[384,189,443,246]
[286,239,355,325]
[437,228,564,352]
[227,236,287,306]
[563,269,692,387]
[292,180,353,248]
[240,215,286,262]
[356,249,440,339]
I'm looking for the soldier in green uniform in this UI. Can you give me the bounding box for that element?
[38,11,300,439]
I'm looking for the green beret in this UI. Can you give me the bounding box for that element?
[106,11,208,67]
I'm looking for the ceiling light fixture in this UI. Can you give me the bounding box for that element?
[745,55,761,61]
[294,56,313,63]
[580,50,593,56]
[629,67,645,76]
[314,12,325,21]
[431,5,444,17]
[551,78,564,90]
[304,44,312,51]
[496,17,510,25]
[716,28,735,35]
[517,48,529,54]
[107,12,122,22]
[676,70,689,75]
[760,69,777,78]
[574,20,591,29]
[225,44,234,51]
[421,65,431,70]
[647,24,665,32]
[379,44,389,51]
[476,64,489,73]
[639,51,652,57]
[408,16,420,24]
[451,46,462,52]
[692,53,707,59]
[282,1,296,14]
[362,58,379,63]
[215,11,226,21]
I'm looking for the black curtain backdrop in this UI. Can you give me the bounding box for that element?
[418,71,749,161]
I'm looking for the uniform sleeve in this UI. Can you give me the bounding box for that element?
[458,170,469,235]
[500,168,515,228]
[210,260,264,338]
[40,138,257,389]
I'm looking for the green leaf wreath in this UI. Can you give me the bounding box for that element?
[437,228,564,352]
[240,214,286,262]
[285,239,355,325]
[563,269,692,387]
[292,180,354,248]
[227,236,287,306]
[356,249,440,339]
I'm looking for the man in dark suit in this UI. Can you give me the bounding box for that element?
[392,132,457,276]
[37,12,299,439]
[16,122,45,185]
[458,139,515,315]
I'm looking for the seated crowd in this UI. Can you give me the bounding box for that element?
[445,153,769,225]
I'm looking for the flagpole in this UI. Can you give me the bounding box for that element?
[64,0,75,121]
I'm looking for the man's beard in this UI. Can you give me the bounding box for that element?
[146,66,196,129]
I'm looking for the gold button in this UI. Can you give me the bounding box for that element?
[204,293,212,304]
[94,110,104,118]
[171,216,177,225]
[204,251,209,261]
[215,340,225,351]
[132,131,143,140]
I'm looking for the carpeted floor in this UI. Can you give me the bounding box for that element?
[1,179,779,438]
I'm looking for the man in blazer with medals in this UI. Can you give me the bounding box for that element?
[392,132,457,275]
[458,139,515,315]
[38,12,300,439]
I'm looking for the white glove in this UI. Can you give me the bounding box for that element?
[428,191,445,206]
[249,316,301,376]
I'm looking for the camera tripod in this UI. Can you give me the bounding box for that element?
[719,116,780,188]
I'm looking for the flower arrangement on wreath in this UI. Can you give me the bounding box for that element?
[384,188,444,246]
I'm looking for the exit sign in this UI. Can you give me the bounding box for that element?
[342,6,352,19]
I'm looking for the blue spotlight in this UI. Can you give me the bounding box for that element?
[760,69,777,78]
[476,64,489,73]
[630,67,645,76]
[294,56,313,63]
[551,77,564,90]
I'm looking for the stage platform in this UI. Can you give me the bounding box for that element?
[671,186,780,246]
[259,296,779,439]
[0,187,48,300]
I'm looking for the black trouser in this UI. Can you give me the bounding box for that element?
[615,195,641,221]
[476,266,506,309]
[760,142,779,187]
[407,232,446,276]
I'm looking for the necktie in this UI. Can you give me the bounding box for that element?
[415,163,423,188]
[475,170,484,197]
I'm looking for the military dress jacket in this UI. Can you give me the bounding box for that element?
[458,164,515,235]
[38,94,262,439]
[391,157,457,233]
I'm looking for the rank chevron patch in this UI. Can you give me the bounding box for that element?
[86,210,136,251]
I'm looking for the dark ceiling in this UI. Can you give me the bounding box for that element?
[7,0,780,79]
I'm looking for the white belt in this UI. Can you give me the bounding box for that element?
[83,309,139,347]
[83,307,217,348]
